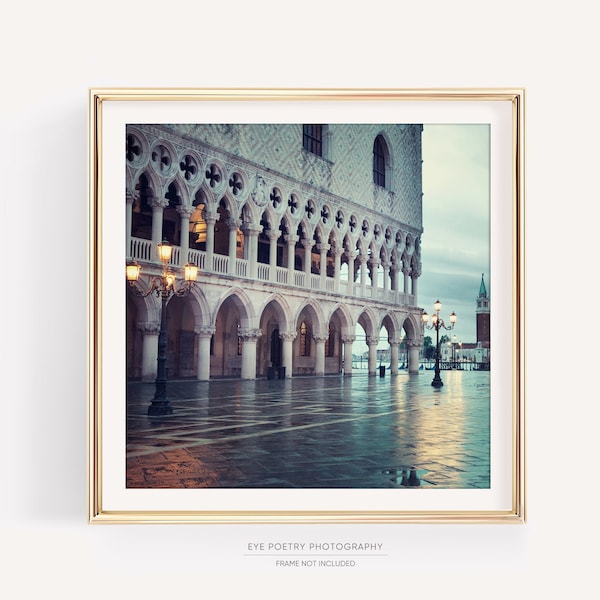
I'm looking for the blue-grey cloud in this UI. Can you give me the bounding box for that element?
[419,124,491,344]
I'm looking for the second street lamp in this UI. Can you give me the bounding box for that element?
[126,240,198,416]
[422,299,457,388]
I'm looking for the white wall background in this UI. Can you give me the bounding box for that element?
[1,1,596,597]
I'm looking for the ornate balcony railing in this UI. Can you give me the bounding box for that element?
[129,238,414,307]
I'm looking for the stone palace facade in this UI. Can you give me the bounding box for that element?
[126,123,425,380]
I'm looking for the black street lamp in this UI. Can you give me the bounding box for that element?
[422,299,456,388]
[451,334,457,369]
[126,240,198,416]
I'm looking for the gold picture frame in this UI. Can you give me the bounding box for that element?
[88,88,525,524]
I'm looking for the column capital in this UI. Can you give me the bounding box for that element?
[137,321,160,335]
[242,222,262,236]
[150,196,169,209]
[126,190,136,205]
[239,328,263,340]
[316,243,330,253]
[369,257,381,268]
[204,210,219,225]
[177,204,194,219]
[194,325,216,337]
[266,229,280,241]
[301,238,314,249]
[226,217,242,230]
[406,339,422,349]
[280,331,297,341]
[366,336,379,346]
[284,233,299,244]
[341,335,356,344]
[313,335,328,343]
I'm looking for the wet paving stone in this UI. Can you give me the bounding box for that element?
[127,371,490,489]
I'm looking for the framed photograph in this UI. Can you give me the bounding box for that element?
[88,88,525,524]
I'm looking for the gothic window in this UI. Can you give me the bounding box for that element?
[163,181,182,245]
[190,197,206,250]
[303,125,323,156]
[132,172,153,240]
[373,135,387,187]
[299,321,311,356]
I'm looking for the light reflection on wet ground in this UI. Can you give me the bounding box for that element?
[127,371,490,489]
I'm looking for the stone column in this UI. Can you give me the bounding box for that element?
[314,335,328,376]
[333,246,343,292]
[177,204,194,266]
[195,326,215,381]
[243,223,261,279]
[227,218,241,275]
[345,249,356,296]
[359,254,368,297]
[204,210,218,272]
[268,229,280,281]
[366,336,379,376]
[285,233,298,282]
[126,190,135,258]
[138,322,160,382]
[341,335,355,376]
[403,266,410,296]
[382,260,390,292]
[280,332,296,379]
[369,257,380,291]
[240,328,262,379]
[388,338,400,375]
[317,243,330,288]
[407,340,421,374]
[411,264,420,298]
[150,197,168,250]
[391,263,400,293]
[302,239,313,280]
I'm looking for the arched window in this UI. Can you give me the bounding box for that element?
[303,125,323,156]
[299,321,311,356]
[373,135,386,187]
[132,173,154,240]
[189,196,206,250]
[163,181,182,245]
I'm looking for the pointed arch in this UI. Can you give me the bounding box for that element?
[373,132,393,190]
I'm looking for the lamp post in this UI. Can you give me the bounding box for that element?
[422,299,456,388]
[451,334,457,369]
[126,240,198,415]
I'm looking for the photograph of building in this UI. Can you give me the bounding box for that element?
[125,122,491,490]
[126,123,426,384]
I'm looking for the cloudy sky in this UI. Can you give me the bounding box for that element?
[418,124,490,345]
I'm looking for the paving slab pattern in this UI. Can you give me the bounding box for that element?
[126,371,490,489]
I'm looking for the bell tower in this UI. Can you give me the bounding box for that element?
[476,273,490,345]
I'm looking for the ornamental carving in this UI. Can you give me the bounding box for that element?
[251,174,268,207]
[279,332,297,341]
[137,322,160,335]
[239,328,263,340]
[195,326,216,337]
